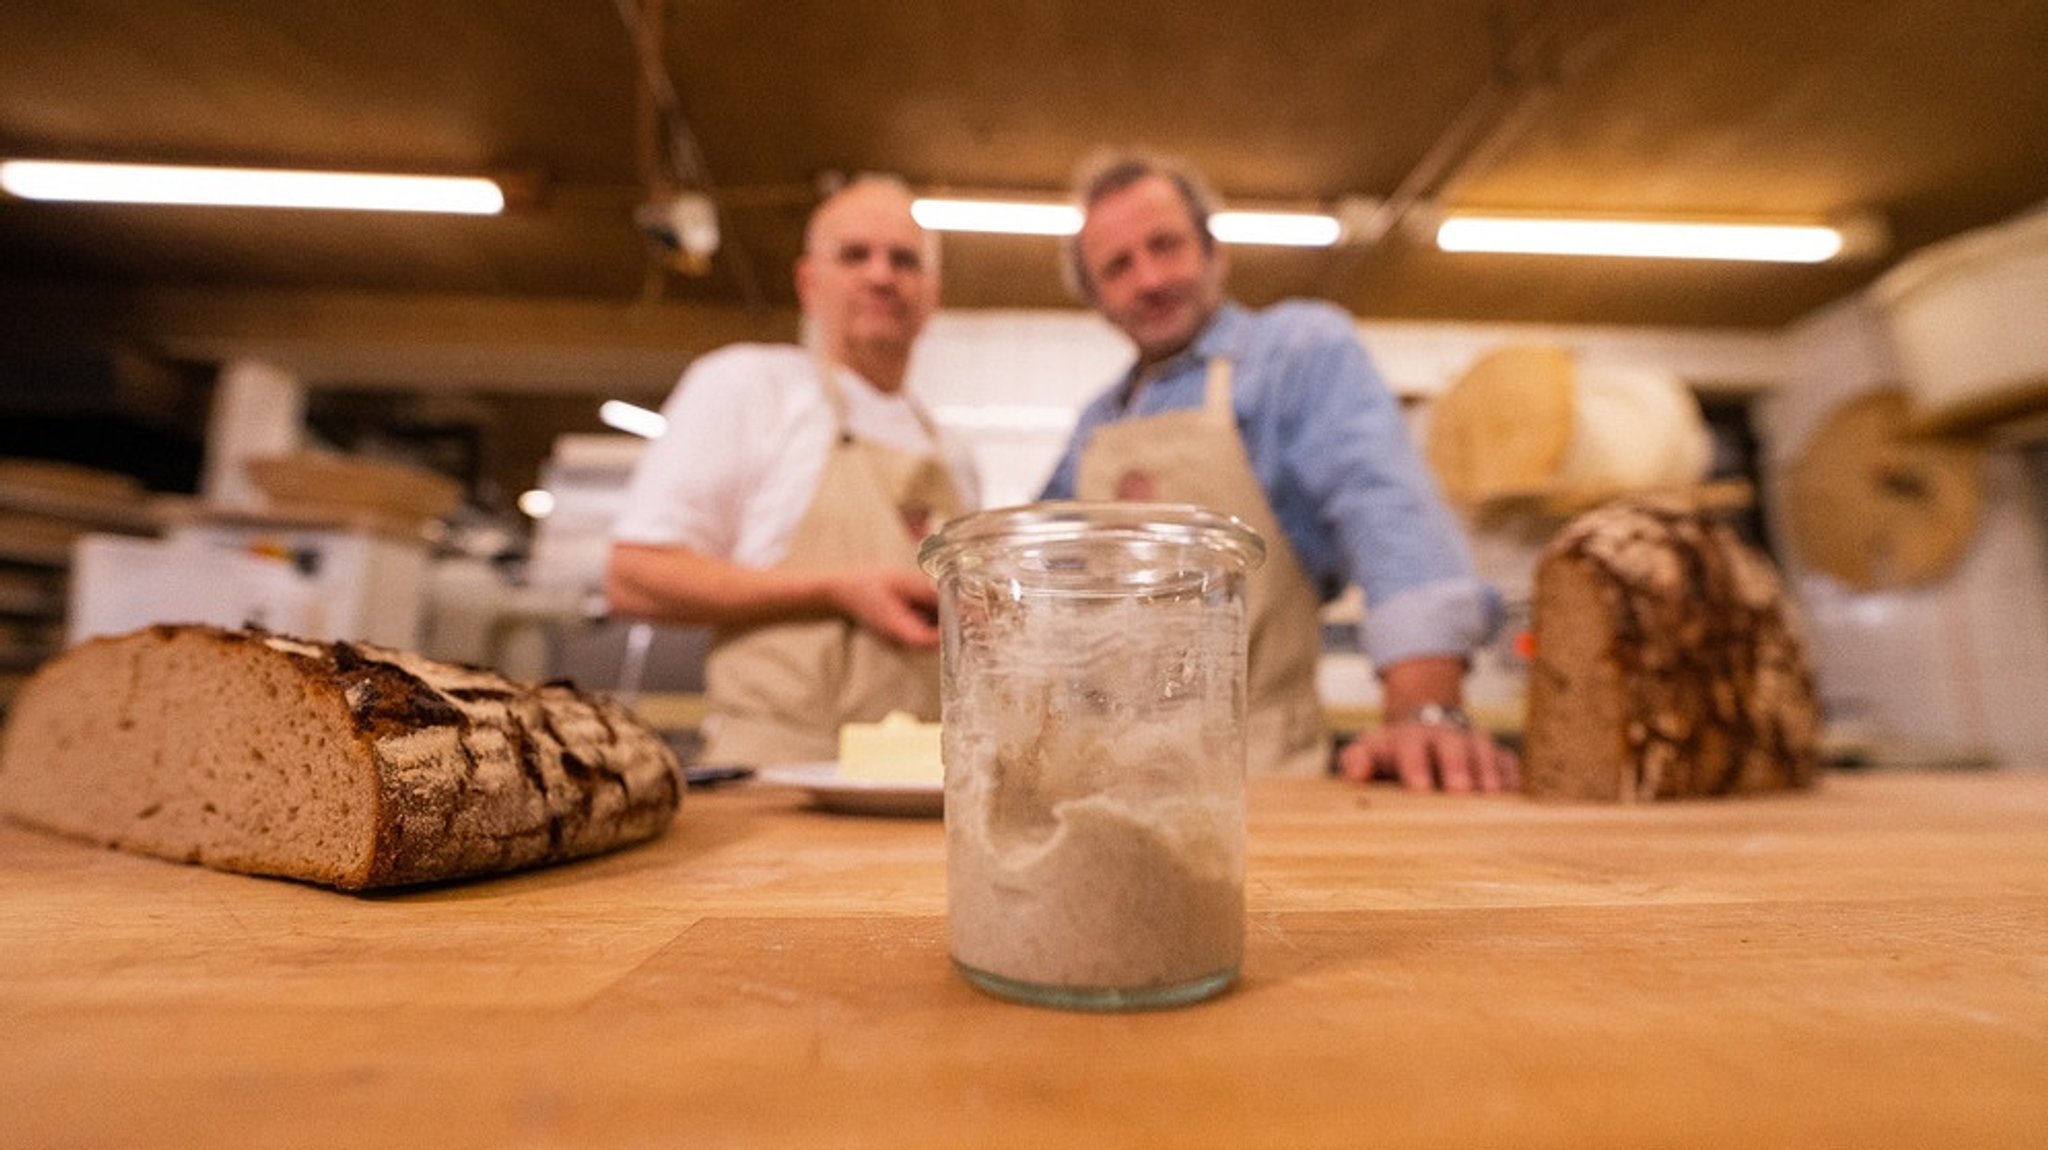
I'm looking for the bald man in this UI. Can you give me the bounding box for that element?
[607,176,981,765]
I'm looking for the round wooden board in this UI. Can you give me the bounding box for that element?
[1784,389,1986,590]
[1425,345,1577,505]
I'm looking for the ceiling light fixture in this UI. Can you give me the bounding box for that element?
[911,198,1079,237]
[911,196,1348,248]
[516,489,557,520]
[599,400,668,439]
[0,159,507,215]
[1431,213,1865,263]
[1210,210,1345,247]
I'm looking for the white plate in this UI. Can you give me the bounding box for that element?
[756,762,944,818]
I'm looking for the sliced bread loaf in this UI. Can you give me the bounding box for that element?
[0,624,681,889]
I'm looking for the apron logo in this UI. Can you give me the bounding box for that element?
[1115,469,1156,501]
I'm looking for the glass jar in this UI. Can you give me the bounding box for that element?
[919,501,1265,1010]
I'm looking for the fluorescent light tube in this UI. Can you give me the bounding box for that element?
[1434,215,1845,263]
[599,400,668,439]
[1209,210,1344,247]
[0,160,506,215]
[912,198,1081,236]
[911,197,1345,247]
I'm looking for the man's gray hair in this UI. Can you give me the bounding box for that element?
[1060,150,1222,303]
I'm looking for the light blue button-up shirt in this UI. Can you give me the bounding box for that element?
[1040,299,1501,668]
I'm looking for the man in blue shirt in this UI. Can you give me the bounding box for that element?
[1039,151,1517,791]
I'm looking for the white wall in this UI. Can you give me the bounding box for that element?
[907,310,1130,508]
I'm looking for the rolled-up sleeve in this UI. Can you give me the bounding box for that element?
[1357,577,1499,667]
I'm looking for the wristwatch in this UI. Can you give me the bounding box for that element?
[1396,702,1472,731]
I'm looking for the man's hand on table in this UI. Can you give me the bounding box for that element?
[1338,718,1520,793]
[1336,654,1521,793]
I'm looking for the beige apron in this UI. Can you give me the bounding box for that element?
[1076,358,1331,776]
[700,360,965,765]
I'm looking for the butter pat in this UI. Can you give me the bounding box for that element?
[839,711,944,783]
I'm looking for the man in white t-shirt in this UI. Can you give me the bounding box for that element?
[606,176,980,764]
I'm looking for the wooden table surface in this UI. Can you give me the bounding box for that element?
[5,769,2045,1148]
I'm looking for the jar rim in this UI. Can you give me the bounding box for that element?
[918,500,1267,577]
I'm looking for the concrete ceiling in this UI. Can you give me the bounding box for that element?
[3,1,2047,395]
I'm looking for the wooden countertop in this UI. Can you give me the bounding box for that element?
[5,769,2045,1147]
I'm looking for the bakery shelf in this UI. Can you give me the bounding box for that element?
[0,577,63,619]
[0,480,159,535]
[0,538,72,568]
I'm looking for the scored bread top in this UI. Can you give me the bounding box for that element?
[0,624,682,889]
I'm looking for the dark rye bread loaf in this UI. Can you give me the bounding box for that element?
[0,624,681,889]
[1523,497,1822,801]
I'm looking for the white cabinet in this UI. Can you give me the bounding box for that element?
[69,512,429,650]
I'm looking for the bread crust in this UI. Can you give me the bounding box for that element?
[1523,499,1822,801]
[0,625,681,889]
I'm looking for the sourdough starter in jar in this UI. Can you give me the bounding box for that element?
[919,502,1264,1011]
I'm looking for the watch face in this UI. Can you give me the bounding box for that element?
[1403,703,1472,730]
